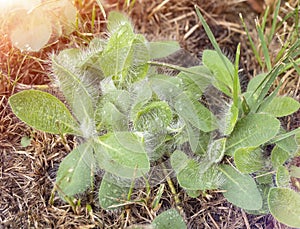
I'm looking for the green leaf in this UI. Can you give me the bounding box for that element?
[202,50,234,97]
[206,138,226,164]
[276,131,299,156]
[177,65,212,95]
[259,96,300,117]
[271,145,290,169]
[219,164,262,210]
[152,209,186,229]
[244,73,267,109]
[52,48,100,134]
[234,147,264,173]
[107,11,132,34]
[21,136,31,147]
[100,102,128,131]
[130,80,152,116]
[290,165,300,178]
[226,113,280,156]
[9,90,79,135]
[245,183,271,215]
[133,101,172,132]
[148,41,181,59]
[268,187,300,228]
[186,189,201,198]
[275,165,290,188]
[93,132,150,178]
[98,172,130,210]
[100,24,149,88]
[219,103,239,136]
[171,150,224,191]
[150,75,217,132]
[170,150,189,174]
[246,73,267,92]
[56,142,94,197]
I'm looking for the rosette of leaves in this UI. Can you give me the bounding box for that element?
[8,11,208,217]
[8,9,300,228]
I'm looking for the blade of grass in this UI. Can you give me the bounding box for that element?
[275,40,290,63]
[251,63,282,112]
[270,128,300,144]
[195,6,233,80]
[295,3,299,38]
[91,4,96,32]
[256,19,272,71]
[96,0,106,20]
[261,5,270,32]
[240,14,263,68]
[233,43,241,107]
[268,0,281,43]
[257,83,281,112]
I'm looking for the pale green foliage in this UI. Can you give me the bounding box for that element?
[151,209,186,229]
[56,142,95,197]
[127,208,186,229]
[234,147,264,173]
[226,114,280,156]
[259,96,300,117]
[134,101,172,132]
[202,50,235,97]
[9,90,79,134]
[8,9,300,227]
[98,173,130,210]
[94,132,150,178]
[268,188,300,228]
[219,165,263,210]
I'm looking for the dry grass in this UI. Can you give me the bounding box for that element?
[0,0,299,228]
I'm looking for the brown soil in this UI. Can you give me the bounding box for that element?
[1,0,299,228]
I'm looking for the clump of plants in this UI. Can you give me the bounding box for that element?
[9,7,300,228]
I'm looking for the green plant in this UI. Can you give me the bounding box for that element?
[9,9,300,228]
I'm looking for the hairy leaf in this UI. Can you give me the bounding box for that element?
[101,24,149,88]
[134,101,172,132]
[234,147,264,173]
[268,187,300,228]
[219,164,262,210]
[290,165,300,178]
[56,142,94,197]
[130,80,152,116]
[271,146,290,169]
[107,11,132,34]
[171,151,224,190]
[202,50,234,97]
[178,66,212,95]
[206,138,226,164]
[219,103,239,136]
[100,102,128,131]
[93,132,150,178]
[226,113,280,155]
[276,132,299,156]
[259,96,300,117]
[52,48,101,136]
[275,165,290,188]
[150,75,217,132]
[152,209,187,229]
[148,41,181,59]
[9,90,79,134]
[98,172,130,210]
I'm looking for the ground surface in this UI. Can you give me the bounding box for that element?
[0,0,299,228]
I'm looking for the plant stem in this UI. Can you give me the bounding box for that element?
[161,161,182,211]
